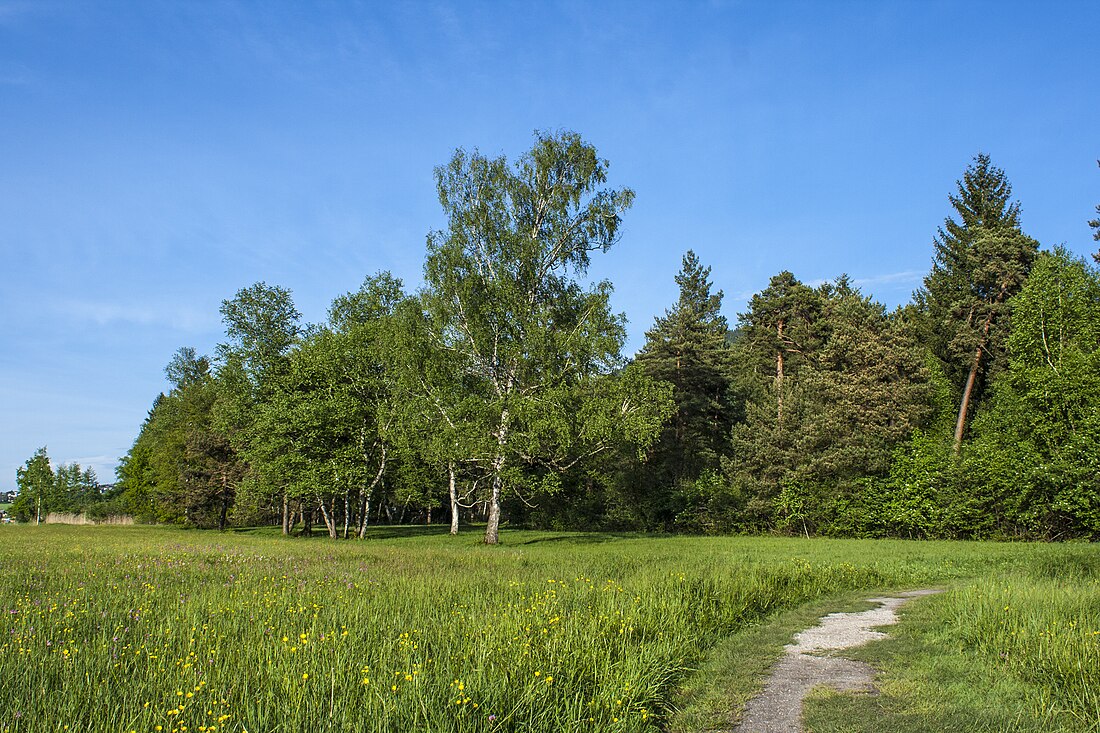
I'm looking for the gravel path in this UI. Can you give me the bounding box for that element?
[733,589,942,733]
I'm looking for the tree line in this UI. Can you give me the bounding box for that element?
[16,136,1100,541]
[10,447,110,524]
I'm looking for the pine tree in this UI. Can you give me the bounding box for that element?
[914,154,1039,451]
[729,277,931,533]
[792,280,932,490]
[636,251,734,488]
[739,271,823,428]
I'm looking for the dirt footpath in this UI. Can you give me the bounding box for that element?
[733,589,942,733]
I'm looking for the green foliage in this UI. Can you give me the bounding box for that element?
[421,130,663,543]
[11,448,107,523]
[963,248,1100,538]
[727,276,931,534]
[11,447,53,523]
[93,138,1095,540]
[217,282,302,389]
[914,154,1039,447]
[117,349,242,529]
[632,251,736,528]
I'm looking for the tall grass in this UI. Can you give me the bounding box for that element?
[938,573,1100,728]
[0,526,1094,732]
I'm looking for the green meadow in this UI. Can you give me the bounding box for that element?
[0,526,1097,732]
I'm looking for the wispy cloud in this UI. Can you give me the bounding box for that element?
[58,301,218,333]
[852,270,924,288]
[725,269,925,309]
[56,454,121,482]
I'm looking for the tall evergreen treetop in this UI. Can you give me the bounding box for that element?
[639,250,728,365]
[738,271,824,427]
[916,154,1039,450]
[939,153,1020,238]
[636,250,733,492]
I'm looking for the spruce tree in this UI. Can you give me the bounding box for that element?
[636,251,734,495]
[914,154,1039,451]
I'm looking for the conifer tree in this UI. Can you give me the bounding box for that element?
[729,276,930,533]
[739,271,823,427]
[636,251,734,488]
[914,154,1039,451]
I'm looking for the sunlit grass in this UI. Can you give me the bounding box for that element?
[802,560,1100,733]
[0,526,1096,732]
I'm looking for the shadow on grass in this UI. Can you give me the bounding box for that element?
[361,525,459,540]
[517,532,629,545]
[225,524,457,540]
[224,524,655,545]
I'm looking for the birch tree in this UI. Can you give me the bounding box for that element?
[421,130,645,545]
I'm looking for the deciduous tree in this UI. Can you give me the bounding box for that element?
[12,447,53,524]
[968,248,1100,537]
[421,130,660,544]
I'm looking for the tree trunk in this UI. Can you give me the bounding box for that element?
[953,294,1003,453]
[485,471,503,545]
[342,493,350,539]
[426,505,432,525]
[449,461,459,536]
[218,473,229,532]
[302,509,313,537]
[357,444,387,539]
[358,495,371,538]
[281,493,290,535]
[954,343,983,453]
[318,499,337,539]
[775,319,785,428]
[484,408,510,545]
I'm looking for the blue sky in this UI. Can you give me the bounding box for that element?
[1,1,1097,491]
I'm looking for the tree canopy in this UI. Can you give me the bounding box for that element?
[11,141,1084,541]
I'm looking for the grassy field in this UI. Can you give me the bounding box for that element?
[0,525,1096,732]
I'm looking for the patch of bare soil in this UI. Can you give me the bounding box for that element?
[732,589,942,733]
